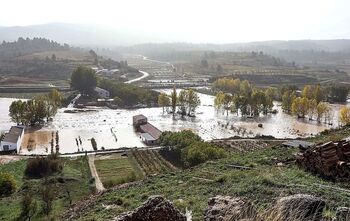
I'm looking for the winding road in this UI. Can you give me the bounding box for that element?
[124,70,149,84]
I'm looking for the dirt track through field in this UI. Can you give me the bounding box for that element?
[88,154,105,192]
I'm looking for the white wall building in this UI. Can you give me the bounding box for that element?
[0,126,25,152]
[94,87,110,99]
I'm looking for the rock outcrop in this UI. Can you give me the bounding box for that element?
[268,194,325,221]
[114,195,186,221]
[204,195,256,221]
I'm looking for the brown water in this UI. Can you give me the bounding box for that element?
[0,93,345,154]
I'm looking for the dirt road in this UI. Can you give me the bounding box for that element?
[88,154,105,192]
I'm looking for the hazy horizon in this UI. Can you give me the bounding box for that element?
[1,0,350,44]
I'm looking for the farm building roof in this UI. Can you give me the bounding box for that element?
[140,133,156,141]
[2,126,24,143]
[133,114,147,122]
[140,123,162,140]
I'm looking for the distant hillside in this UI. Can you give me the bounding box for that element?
[118,41,350,65]
[0,37,69,60]
[1,23,350,65]
[0,38,96,79]
[0,23,171,47]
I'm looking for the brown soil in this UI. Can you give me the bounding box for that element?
[21,129,53,152]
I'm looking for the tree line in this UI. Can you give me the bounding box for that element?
[213,78,274,116]
[9,90,62,126]
[158,88,201,116]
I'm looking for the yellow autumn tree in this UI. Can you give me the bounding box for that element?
[339,106,350,126]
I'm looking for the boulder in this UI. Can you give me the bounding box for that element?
[114,195,186,221]
[269,194,325,221]
[334,207,350,221]
[204,196,256,221]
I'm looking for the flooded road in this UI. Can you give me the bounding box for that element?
[0,93,345,154]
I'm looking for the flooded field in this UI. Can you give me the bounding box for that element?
[0,92,345,154]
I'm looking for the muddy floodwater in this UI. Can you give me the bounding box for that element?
[0,91,346,154]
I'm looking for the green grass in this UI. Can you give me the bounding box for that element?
[0,156,92,221]
[74,146,350,221]
[0,160,26,187]
[94,154,144,188]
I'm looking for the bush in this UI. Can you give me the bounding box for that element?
[182,141,227,167]
[0,172,17,196]
[24,155,62,178]
[158,130,202,149]
[158,130,227,167]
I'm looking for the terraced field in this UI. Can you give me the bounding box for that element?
[94,153,144,188]
[131,149,177,175]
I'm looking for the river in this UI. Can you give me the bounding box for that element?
[0,92,345,154]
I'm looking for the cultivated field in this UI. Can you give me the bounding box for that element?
[94,153,144,188]
[131,149,178,175]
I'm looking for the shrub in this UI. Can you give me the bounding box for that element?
[20,194,38,220]
[24,154,62,178]
[158,130,202,149]
[0,172,17,196]
[182,141,226,167]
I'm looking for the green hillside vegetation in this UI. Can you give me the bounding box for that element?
[0,156,92,220]
[68,138,350,220]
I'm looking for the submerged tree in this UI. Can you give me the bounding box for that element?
[339,106,350,126]
[158,93,170,113]
[171,86,177,116]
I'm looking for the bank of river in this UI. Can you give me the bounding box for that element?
[0,92,345,154]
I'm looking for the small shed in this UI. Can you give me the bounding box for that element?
[133,114,148,126]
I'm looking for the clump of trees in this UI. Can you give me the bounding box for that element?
[24,154,62,178]
[213,78,274,116]
[70,66,97,95]
[98,79,159,107]
[281,85,333,123]
[158,130,226,167]
[0,172,17,197]
[9,89,62,126]
[159,88,201,116]
[158,93,170,113]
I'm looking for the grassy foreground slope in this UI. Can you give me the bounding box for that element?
[72,143,350,221]
[0,157,92,221]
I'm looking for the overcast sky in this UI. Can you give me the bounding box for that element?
[1,0,349,43]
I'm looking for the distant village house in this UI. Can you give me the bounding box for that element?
[94,87,110,99]
[0,126,25,152]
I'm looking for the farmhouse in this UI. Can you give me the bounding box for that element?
[133,115,162,145]
[94,87,110,99]
[0,126,25,152]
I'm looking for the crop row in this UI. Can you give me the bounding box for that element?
[131,149,177,175]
